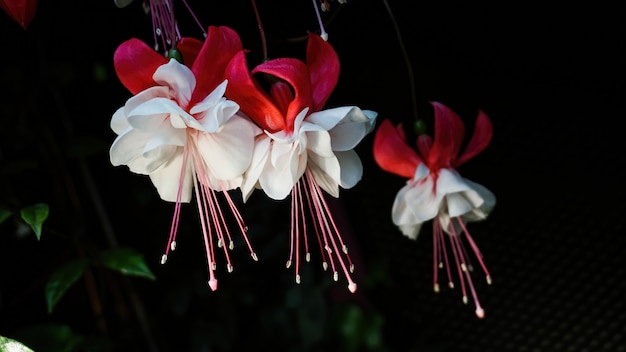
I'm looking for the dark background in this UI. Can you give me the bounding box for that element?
[0,0,623,351]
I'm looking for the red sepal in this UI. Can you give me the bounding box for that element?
[114,38,167,95]
[373,119,422,179]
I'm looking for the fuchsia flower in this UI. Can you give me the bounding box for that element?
[225,33,377,292]
[373,102,495,317]
[110,26,260,291]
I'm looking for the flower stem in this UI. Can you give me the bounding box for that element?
[382,0,419,122]
[251,0,268,61]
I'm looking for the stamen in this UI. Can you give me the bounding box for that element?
[311,0,328,40]
[285,170,358,292]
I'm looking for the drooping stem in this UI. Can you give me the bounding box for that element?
[251,0,268,61]
[382,0,419,122]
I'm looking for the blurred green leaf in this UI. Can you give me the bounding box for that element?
[11,324,84,352]
[0,335,35,352]
[0,209,12,224]
[100,247,155,280]
[20,203,49,240]
[45,259,88,314]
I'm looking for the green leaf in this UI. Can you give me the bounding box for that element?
[45,259,88,314]
[11,324,83,352]
[100,247,156,280]
[0,209,12,224]
[0,335,35,352]
[20,203,49,240]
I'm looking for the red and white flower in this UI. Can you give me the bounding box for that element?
[225,33,377,292]
[110,26,260,291]
[373,102,495,317]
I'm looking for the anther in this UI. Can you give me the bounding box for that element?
[350,264,354,273]
[462,296,468,304]
[333,271,338,281]
[229,241,234,250]
[170,241,177,251]
[227,264,234,273]
[434,283,440,293]
[161,254,168,265]
[342,245,348,254]
[348,282,357,293]
[475,307,485,319]
[322,262,328,271]
[251,252,259,261]
[438,262,444,269]
[286,260,292,269]
[306,253,311,262]
[486,276,493,285]
[461,263,468,272]
[296,274,301,284]
[211,262,217,271]
[448,281,455,289]
[155,28,162,36]
[217,239,223,248]
[325,245,332,254]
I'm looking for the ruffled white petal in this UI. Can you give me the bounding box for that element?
[111,107,130,134]
[152,59,195,108]
[194,114,257,185]
[307,107,377,151]
[391,164,496,238]
[148,149,193,203]
[307,153,341,197]
[335,150,363,189]
[240,136,271,201]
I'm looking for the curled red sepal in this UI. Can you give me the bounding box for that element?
[306,33,340,111]
[455,109,493,167]
[251,58,313,132]
[373,119,422,178]
[225,51,286,132]
[188,26,243,107]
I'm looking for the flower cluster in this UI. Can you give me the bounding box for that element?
[110,25,376,292]
[373,102,495,317]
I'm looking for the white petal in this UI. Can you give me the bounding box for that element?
[152,59,195,107]
[307,107,377,151]
[136,144,179,174]
[111,107,130,135]
[306,106,353,130]
[195,98,240,133]
[302,125,334,158]
[194,115,256,181]
[335,150,363,189]
[459,179,496,222]
[110,129,150,167]
[308,154,341,197]
[392,177,441,227]
[260,144,305,200]
[435,169,476,196]
[398,223,423,240]
[148,150,193,203]
[240,136,271,202]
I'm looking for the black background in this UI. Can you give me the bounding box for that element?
[0,0,623,351]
